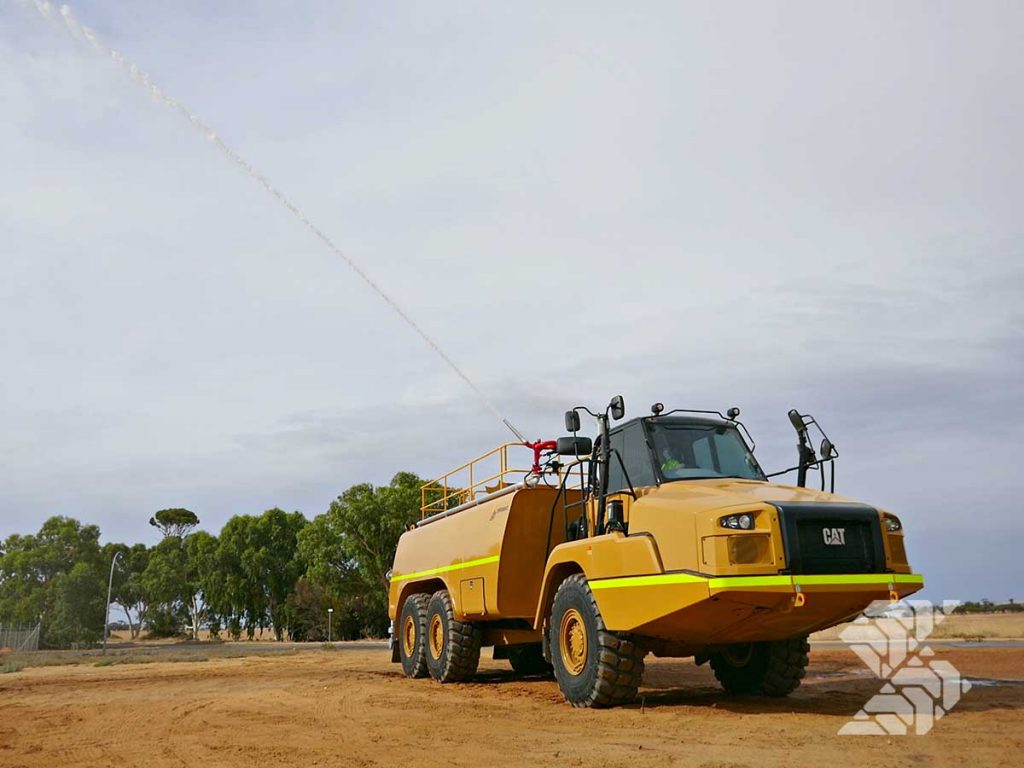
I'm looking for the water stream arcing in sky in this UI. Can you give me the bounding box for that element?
[28,1,525,442]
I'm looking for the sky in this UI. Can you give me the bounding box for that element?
[1,1,1021,602]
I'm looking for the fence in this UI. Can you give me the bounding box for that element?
[0,623,41,652]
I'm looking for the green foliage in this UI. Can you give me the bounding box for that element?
[216,509,307,640]
[286,576,364,642]
[47,561,106,647]
[0,516,105,648]
[144,603,187,638]
[1,471,425,647]
[141,532,218,639]
[953,599,1023,614]
[148,508,200,538]
[298,472,423,637]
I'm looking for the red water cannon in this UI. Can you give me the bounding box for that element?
[523,439,558,474]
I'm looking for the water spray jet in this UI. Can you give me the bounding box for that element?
[29,0,527,442]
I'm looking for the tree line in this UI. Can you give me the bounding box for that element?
[952,599,1021,614]
[0,472,422,649]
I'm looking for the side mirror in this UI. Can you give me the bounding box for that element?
[788,409,806,434]
[556,436,593,456]
[820,438,837,460]
[565,410,581,432]
[609,395,625,421]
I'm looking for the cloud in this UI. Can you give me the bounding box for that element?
[1,1,1022,601]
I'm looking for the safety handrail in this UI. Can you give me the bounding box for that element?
[420,442,535,518]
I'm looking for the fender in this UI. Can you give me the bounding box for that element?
[533,532,664,629]
[390,577,448,621]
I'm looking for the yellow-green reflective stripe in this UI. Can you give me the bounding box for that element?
[709,576,793,589]
[894,574,925,584]
[794,573,924,586]
[391,554,499,583]
[588,572,925,591]
[589,573,706,591]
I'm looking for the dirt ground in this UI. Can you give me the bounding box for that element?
[1,645,1021,768]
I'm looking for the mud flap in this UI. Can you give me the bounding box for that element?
[389,621,400,663]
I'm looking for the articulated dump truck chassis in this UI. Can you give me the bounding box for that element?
[387,397,923,707]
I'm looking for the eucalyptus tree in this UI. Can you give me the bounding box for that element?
[217,509,307,640]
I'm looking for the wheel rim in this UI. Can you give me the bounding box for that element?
[559,608,588,676]
[723,643,754,667]
[402,615,416,658]
[428,614,444,660]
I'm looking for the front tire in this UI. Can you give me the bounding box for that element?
[548,574,645,707]
[398,594,430,679]
[425,590,482,683]
[710,636,809,697]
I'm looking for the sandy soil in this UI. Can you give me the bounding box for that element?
[1,645,1021,768]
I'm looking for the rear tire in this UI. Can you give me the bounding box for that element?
[398,594,430,679]
[507,643,553,677]
[710,636,809,697]
[425,590,481,683]
[548,574,645,708]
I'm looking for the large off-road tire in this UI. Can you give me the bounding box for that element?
[398,593,430,679]
[507,643,554,677]
[425,590,482,683]
[710,636,810,697]
[548,574,645,708]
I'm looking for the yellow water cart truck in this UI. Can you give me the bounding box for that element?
[388,397,923,707]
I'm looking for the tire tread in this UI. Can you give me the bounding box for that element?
[550,574,645,708]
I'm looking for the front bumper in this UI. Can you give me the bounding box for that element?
[589,571,925,642]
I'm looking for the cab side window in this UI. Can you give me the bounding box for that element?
[606,423,656,492]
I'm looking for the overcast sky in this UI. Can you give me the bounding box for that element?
[2,1,1021,601]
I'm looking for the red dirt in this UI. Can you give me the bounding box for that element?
[0,645,1020,767]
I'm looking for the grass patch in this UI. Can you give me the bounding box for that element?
[954,633,986,643]
[1,661,25,674]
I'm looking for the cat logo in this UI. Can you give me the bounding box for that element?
[823,527,847,546]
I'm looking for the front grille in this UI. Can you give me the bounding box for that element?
[774,502,886,574]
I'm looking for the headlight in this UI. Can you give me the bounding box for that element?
[720,512,755,530]
[883,514,903,532]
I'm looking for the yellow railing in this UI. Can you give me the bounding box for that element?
[420,443,535,519]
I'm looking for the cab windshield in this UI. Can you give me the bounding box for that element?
[647,421,765,482]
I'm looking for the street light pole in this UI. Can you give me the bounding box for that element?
[327,607,334,644]
[103,550,123,656]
